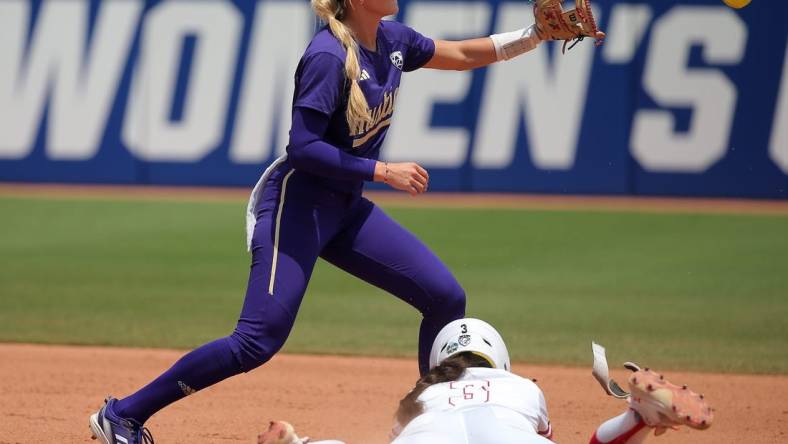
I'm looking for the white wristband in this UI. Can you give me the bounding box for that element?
[490,24,542,61]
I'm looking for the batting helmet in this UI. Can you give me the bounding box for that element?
[429,318,511,371]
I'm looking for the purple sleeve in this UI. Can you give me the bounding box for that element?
[401,25,436,72]
[293,52,346,115]
[286,106,376,181]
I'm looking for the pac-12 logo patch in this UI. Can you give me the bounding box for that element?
[458,334,471,346]
[390,51,404,70]
[446,342,459,354]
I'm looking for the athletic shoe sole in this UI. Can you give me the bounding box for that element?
[89,412,110,444]
[628,368,714,430]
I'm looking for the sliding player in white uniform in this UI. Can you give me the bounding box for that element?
[258,319,713,444]
[390,318,551,443]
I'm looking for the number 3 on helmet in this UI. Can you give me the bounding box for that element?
[429,318,511,371]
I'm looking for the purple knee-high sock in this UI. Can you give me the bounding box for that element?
[113,336,242,424]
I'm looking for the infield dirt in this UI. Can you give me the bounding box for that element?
[1,344,785,444]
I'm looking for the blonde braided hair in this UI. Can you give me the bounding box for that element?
[311,0,372,133]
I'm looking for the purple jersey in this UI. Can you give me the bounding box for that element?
[266,20,435,195]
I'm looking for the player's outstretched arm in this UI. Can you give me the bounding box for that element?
[423,0,608,71]
[423,38,499,71]
[423,25,542,71]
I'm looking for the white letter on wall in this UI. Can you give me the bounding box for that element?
[230,0,312,163]
[124,1,241,162]
[0,0,141,160]
[631,7,746,172]
[769,42,788,173]
[473,4,600,170]
[603,3,652,64]
[383,2,490,167]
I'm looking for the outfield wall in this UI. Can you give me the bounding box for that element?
[0,0,786,198]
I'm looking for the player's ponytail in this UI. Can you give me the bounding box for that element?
[395,352,493,428]
[311,0,372,134]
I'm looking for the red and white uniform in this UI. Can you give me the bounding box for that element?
[391,368,553,444]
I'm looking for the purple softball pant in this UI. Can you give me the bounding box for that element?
[231,173,466,375]
[112,172,465,424]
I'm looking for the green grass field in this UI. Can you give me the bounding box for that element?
[1,196,786,374]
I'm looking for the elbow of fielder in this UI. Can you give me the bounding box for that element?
[285,144,307,169]
[455,57,475,71]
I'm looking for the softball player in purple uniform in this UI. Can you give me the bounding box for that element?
[90,0,545,442]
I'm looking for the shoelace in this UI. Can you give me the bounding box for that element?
[121,419,155,444]
[140,427,155,444]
